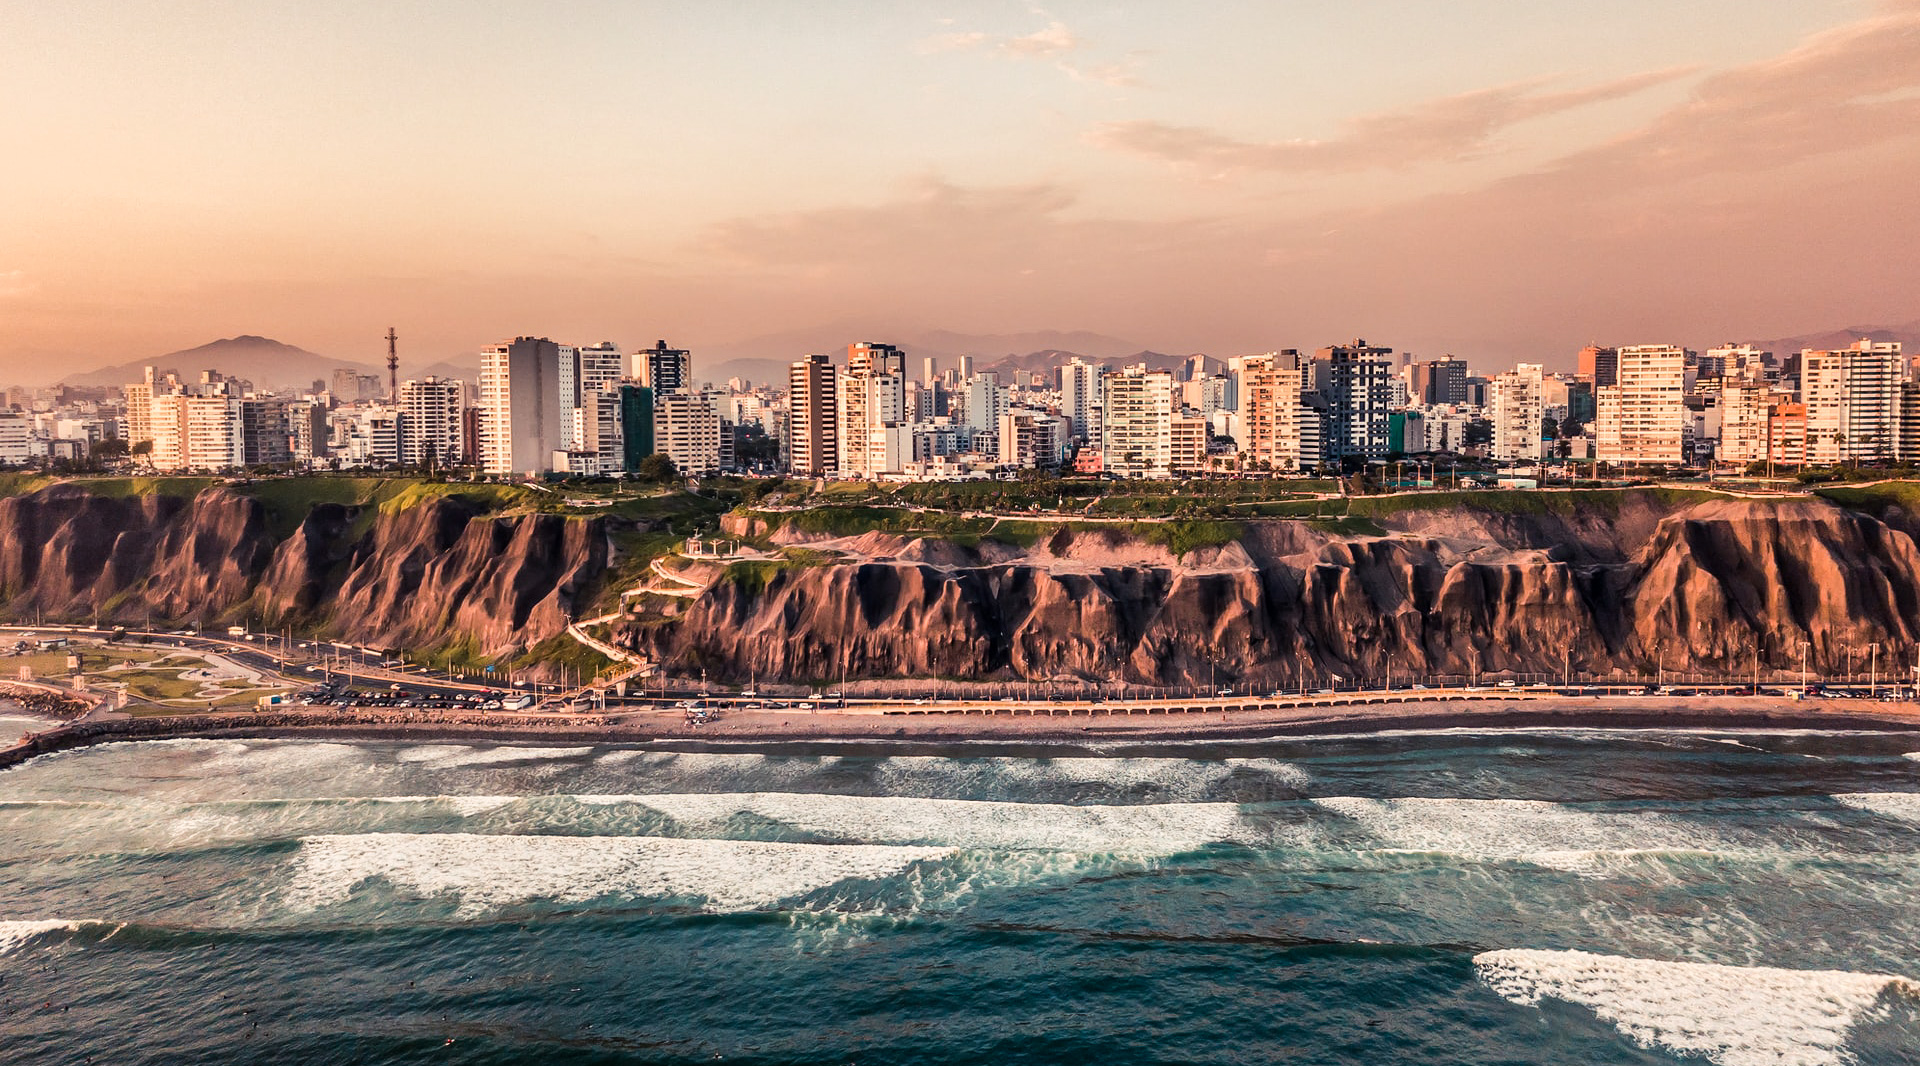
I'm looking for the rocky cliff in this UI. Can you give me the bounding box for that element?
[0,484,608,661]
[624,496,1920,687]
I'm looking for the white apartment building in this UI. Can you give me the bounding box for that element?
[997,407,1070,469]
[1595,344,1687,465]
[1101,366,1176,478]
[479,337,566,475]
[0,414,29,465]
[836,350,908,480]
[655,390,722,476]
[1060,358,1105,442]
[148,394,243,471]
[398,376,465,467]
[1802,340,1903,465]
[1488,363,1544,462]
[1718,380,1773,465]
[1239,354,1304,473]
[961,372,1006,436]
[343,405,404,466]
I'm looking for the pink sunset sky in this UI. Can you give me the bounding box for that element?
[2,0,1917,379]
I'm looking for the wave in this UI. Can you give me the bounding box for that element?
[393,745,595,768]
[1312,797,1733,872]
[285,833,954,914]
[1831,792,1920,825]
[1904,752,1920,764]
[1475,948,1920,1066]
[0,919,92,956]
[571,792,1248,853]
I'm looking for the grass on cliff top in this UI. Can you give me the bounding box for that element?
[1815,480,1920,518]
[1342,486,1734,521]
[71,476,224,501]
[0,472,53,500]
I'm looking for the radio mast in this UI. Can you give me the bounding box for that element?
[385,327,399,401]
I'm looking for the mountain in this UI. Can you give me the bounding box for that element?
[1737,319,1920,358]
[61,336,378,391]
[61,336,482,392]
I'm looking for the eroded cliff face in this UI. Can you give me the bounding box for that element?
[0,484,607,658]
[626,497,1920,686]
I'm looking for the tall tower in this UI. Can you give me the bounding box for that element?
[385,327,399,401]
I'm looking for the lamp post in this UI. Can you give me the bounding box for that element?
[1870,642,1880,699]
[1800,641,1810,693]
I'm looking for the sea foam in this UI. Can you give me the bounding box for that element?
[1831,792,1920,825]
[574,792,1246,853]
[0,919,86,956]
[394,745,594,768]
[1476,948,1920,1066]
[286,833,954,914]
[1313,797,1725,872]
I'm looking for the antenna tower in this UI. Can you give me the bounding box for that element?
[385,327,399,401]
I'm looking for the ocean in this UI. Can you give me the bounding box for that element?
[1,728,1917,1064]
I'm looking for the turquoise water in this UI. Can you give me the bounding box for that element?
[2,729,1918,1064]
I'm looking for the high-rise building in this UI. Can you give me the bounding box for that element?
[956,354,975,381]
[1060,358,1105,442]
[962,372,1005,436]
[997,407,1070,469]
[148,394,243,471]
[635,340,691,395]
[1239,353,1304,474]
[1594,344,1687,465]
[1578,346,1620,388]
[836,342,908,479]
[1488,363,1544,462]
[122,367,157,448]
[921,355,938,385]
[618,385,655,471]
[1718,380,1773,465]
[1101,365,1176,478]
[238,399,292,467]
[0,414,31,465]
[397,376,464,467]
[578,387,625,473]
[1313,341,1395,463]
[786,354,837,477]
[1801,340,1903,465]
[1415,358,1469,405]
[655,391,722,475]
[478,337,566,475]
[1169,411,1210,475]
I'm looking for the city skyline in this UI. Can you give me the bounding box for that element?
[3,1,1917,379]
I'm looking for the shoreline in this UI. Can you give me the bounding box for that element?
[5,696,1920,766]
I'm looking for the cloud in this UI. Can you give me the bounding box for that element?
[1091,68,1692,173]
[918,14,1140,86]
[1532,0,1920,183]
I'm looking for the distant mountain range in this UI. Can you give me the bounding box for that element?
[698,325,1185,386]
[1738,319,1920,358]
[60,336,475,391]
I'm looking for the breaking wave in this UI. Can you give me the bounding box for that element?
[1475,948,1920,1066]
[285,833,955,914]
[1312,797,1733,872]
[572,792,1248,853]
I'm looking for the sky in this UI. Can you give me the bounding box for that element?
[2,0,1917,380]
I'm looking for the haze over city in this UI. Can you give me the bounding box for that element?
[3,0,1918,380]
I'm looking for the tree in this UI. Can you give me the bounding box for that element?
[636,453,678,483]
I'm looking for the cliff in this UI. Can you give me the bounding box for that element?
[624,495,1920,687]
[0,483,608,662]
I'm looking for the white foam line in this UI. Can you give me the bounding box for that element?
[1313,797,1729,873]
[287,833,954,914]
[572,792,1247,853]
[1832,792,1920,824]
[394,745,593,768]
[1476,948,1919,1066]
[1903,752,1920,764]
[0,920,86,956]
